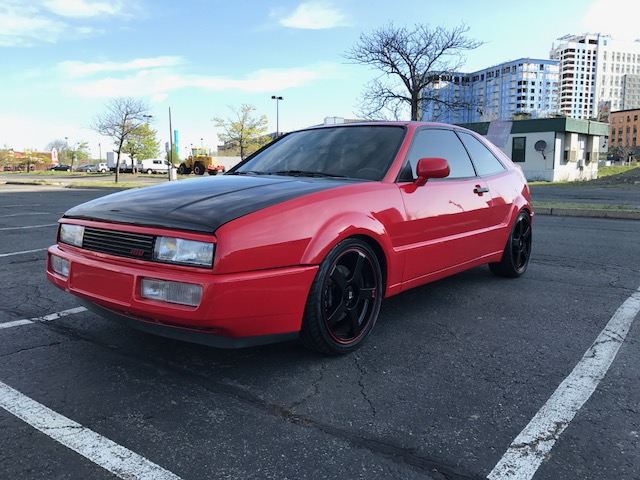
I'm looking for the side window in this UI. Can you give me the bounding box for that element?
[458,132,506,177]
[405,128,476,179]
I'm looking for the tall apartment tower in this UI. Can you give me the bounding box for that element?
[550,34,640,119]
[421,59,560,123]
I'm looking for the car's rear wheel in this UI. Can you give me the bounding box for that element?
[301,238,383,355]
[489,211,532,278]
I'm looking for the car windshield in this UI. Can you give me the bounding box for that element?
[232,125,406,181]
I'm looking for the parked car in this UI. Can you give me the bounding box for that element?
[46,122,533,354]
[76,163,109,173]
[137,158,171,174]
[48,164,72,171]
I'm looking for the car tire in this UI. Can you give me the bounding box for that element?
[489,211,532,278]
[146,169,153,174]
[300,238,383,355]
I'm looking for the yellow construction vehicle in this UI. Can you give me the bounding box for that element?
[177,148,226,175]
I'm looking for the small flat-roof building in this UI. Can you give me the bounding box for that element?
[458,117,609,182]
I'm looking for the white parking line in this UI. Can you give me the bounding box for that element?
[0,247,49,258]
[0,381,182,480]
[488,287,640,480]
[0,224,58,231]
[0,212,51,218]
[0,307,87,330]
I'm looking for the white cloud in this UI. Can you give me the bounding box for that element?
[42,0,127,18]
[59,56,185,77]
[0,0,131,47]
[279,2,348,30]
[63,62,339,98]
[0,2,66,46]
[581,0,639,40]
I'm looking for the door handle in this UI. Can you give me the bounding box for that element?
[474,186,489,195]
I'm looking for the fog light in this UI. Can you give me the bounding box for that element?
[141,278,203,307]
[50,255,70,278]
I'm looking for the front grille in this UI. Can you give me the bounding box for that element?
[82,227,155,261]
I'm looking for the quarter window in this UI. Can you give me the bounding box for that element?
[405,129,476,179]
[458,132,506,176]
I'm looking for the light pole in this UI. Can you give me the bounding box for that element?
[98,142,102,162]
[271,95,283,137]
[64,137,68,165]
[143,114,153,124]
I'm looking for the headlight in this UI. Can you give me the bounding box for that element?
[59,224,85,247]
[154,236,214,267]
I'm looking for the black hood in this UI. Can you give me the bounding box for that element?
[63,175,354,233]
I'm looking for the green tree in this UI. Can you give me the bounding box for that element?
[345,22,483,121]
[122,123,161,167]
[0,147,15,168]
[213,104,269,159]
[67,141,91,168]
[91,97,151,182]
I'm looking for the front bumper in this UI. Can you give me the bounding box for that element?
[46,245,318,346]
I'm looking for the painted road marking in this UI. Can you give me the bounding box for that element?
[0,224,58,231]
[0,381,182,480]
[0,247,48,258]
[0,212,51,218]
[488,287,640,480]
[0,307,87,330]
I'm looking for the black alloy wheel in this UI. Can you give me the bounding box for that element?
[489,211,532,278]
[301,238,383,355]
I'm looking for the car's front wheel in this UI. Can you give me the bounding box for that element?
[301,238,383,355]
[489,211,532,278]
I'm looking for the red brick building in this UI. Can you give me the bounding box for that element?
[609,108,640,161]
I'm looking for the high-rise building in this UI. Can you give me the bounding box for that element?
[550,34,640,119]
[421,59,560,123]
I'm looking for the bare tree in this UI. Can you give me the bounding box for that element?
[345,23,483,121]
[92,97,150,182]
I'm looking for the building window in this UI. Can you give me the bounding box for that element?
[512,137,526,162]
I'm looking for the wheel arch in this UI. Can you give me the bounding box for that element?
[300,214,392,297]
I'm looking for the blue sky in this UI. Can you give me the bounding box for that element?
[0,0,635,158]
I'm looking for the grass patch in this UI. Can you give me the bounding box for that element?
[597,164,638,177]
[532,201,640,211]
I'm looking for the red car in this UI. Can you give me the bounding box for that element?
[47,122,532,354]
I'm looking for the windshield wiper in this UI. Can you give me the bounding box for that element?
[273,170,346,178]
[228,170,269,175]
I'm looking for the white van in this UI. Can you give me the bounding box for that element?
[137,159,171,174]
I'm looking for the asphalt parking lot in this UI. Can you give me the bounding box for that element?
[1,184,639,479]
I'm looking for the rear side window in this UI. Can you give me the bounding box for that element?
[458,132,506,177]
[405,128,476,179]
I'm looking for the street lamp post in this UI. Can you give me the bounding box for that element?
[143,114,153,124]
[271,95,283,137]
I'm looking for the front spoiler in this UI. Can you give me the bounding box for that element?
[79,298,300,349]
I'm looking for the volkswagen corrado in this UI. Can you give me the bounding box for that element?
[47,122,533,355]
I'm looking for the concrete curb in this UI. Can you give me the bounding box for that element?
[535,207,640,220]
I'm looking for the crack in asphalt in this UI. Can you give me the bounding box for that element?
[22,320,486,480]
[0,341,66,357]
[288,362,326,411]
[354,352,377,417]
